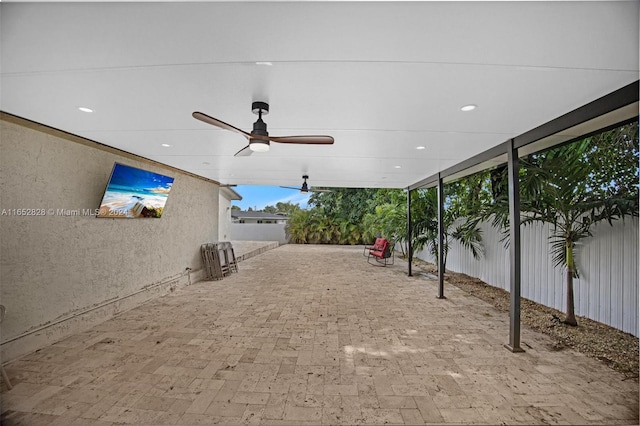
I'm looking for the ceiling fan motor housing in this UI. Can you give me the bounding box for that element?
[251,101,269,138]
[252,119,269,136]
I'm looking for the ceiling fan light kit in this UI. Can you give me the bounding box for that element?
[249,140,270,152]
[193,101,334,157]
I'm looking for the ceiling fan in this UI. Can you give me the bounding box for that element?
[281,175,332,193]
[193,102,334,157]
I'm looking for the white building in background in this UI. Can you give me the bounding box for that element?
[218,187,242,241]
[231,211,289,224]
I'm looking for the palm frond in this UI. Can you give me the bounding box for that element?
[451,220,484,260]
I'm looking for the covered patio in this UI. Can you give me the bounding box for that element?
[2,244,636,425]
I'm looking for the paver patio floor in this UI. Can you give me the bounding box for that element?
[1,244,637,425]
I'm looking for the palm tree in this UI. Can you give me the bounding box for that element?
[338,220,362,245]
[285,210,311,243]
[361,203,406,252]
[408,186,484,270]
[484,124,639,325]
[516,126,638,325]
[362,190,439,257]
[417,203,484,271]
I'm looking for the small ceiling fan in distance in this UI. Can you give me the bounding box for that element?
[193,102,334,157]
[282,175,332,193]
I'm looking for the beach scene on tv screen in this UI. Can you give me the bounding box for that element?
[98,163,174,218]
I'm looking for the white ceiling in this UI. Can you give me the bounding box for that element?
[2,1,638,189]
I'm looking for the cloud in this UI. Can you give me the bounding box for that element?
[266,192,312,209]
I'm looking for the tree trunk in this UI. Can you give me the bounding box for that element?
[564,241,578,326]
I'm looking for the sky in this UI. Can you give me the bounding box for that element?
[110,163,174,191]
[231,185,312,211]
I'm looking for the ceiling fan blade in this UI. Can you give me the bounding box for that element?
[193,111,251,138]
[268,135,334,145]
[234,145,253,157]
[281,186,332,193]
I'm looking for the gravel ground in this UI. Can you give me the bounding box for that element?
[412,259,639,380]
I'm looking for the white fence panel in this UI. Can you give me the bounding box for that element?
[415,217,638,336]
[230,223,288,245]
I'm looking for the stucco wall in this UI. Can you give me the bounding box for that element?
[0,116,219,361]
[218,196,232,241]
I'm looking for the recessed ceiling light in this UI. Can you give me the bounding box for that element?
[416,146,426,150]
[394,165,402,169]
[255,61,273,66]
[460,104,477,112]
[161,143,171,147]
[78,107,93,113]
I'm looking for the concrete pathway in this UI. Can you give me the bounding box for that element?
[1,245,637,425]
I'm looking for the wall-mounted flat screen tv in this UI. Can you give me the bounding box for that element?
[97,163,174,218]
